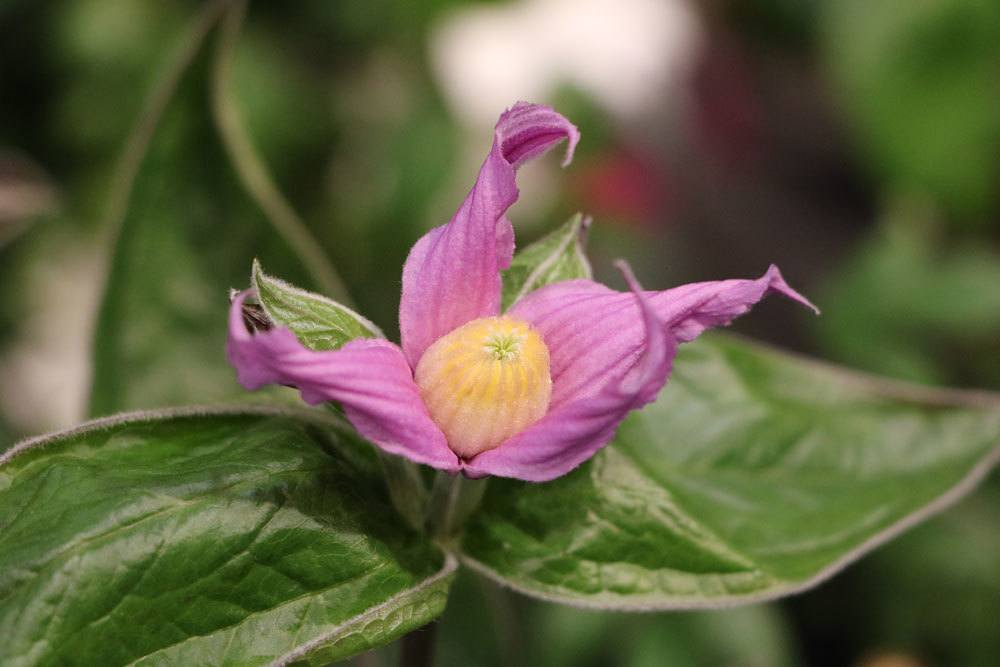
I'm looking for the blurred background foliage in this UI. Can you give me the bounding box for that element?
[0,0,998,665]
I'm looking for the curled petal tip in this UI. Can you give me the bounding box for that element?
[558,122,580,167]
[228,289,255,340]
[560,132,580,167]
[764,264,820,315]
[400,100,582,365]
[226,290,459,471]
[496,102,580,169]
[613,259,642,293]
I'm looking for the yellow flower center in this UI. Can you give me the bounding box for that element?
[414,316,552,459]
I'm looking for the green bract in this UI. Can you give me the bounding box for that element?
[253,259,383,351]
[500,213,593,310]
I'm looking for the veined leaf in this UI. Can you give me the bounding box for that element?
[0,407,455,666]
[501,213,592,310]
[459,334,1000,610]
[253,259,383,351]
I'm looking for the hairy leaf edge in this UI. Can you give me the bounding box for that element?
[1,405,457,664]
[505,213,592,309]
[458,335,1000,610]
[0,404,354,467]
[723,332,1000,410]
[251,259,385,339]
[267,552,458,666]
[459,441,1000,611]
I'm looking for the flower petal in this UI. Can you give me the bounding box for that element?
[399,102,580,367]
[227,291,459,471]
[508,264,816,410]
[465,262,674,481]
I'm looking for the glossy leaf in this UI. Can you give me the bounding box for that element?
[253,259,383,351]
[0,407,455,666]
[501,213,592,310]
[459,334,1000,609]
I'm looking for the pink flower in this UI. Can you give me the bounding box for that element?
[227,102,816,482]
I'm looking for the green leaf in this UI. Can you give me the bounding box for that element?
[792,480,1000,666]
[459,334,1000,609]
[89,6,341,416]
[0,407,455,666]
[253,259,382,351]
[501,213,592,310]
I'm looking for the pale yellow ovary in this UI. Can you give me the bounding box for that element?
[414,316,552,458]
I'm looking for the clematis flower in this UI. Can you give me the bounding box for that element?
[227,102,816,482]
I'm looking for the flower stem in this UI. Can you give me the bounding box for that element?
[426,472,488,541]
[378,450,430,532]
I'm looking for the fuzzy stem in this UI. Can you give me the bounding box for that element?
[378,451,430,532]
[426,471,488,541]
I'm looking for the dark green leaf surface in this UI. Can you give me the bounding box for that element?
[501,213,592,310]
[460,334,1000,609]
[0,407,454,666]
[253,259,382,351]
[88,12,336,416]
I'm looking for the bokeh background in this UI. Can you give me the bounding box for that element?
[1,1,998,665]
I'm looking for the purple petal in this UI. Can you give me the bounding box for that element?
[399,102,580,367]
[508,264,816,410]
[227,291,459,471]
[650,264,818,342]
[465,262,674,482]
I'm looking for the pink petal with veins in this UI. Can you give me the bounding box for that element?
[399,102,579,367]
[465,262,673,481]
[227,291,459,471]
